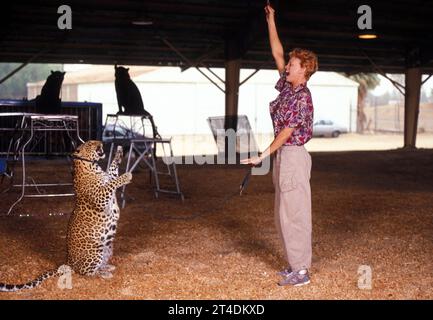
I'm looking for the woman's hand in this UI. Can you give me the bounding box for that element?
[265,3,284,72]
[242,128,294,167]
[240,155,263,166]
[265,4,275,23]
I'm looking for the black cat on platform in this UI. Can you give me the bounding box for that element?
[114,65,151,116]
[35,71,65,114]
[114,65,161,157]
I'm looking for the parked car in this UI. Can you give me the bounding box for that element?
[102,124,154,158]
[313,120,348,138]
[102,123,145,143]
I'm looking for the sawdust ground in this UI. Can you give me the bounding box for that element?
[0,148,433,299]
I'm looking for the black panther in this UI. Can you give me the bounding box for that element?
[114,65,151,116]
[35,71,65,114]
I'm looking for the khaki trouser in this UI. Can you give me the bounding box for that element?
[273,145,312,271]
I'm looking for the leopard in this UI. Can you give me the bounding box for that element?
[0,140,132,292]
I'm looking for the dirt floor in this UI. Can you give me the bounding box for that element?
[0,147,433,300]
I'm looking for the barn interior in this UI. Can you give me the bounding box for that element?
[0,0,432,299]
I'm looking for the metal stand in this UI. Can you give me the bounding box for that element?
[120,138,184,208]
[102,114,183,208]
[3,114,83,215]
[103,113,161,163]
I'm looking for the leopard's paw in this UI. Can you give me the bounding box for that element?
[112,146,124,166]
[115,145,123,158]
[99,271,113,279]
[123,172,133,184]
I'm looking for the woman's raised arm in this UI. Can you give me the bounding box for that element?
[265,4,285,74]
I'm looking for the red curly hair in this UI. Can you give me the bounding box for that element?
[289,48,318,80]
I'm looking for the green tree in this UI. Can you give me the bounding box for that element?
[0,63,63,99]
[343,73,380,133]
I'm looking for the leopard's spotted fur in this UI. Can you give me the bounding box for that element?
[0,140,132,292]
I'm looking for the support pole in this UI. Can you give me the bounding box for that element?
[404,67,422,149]
[224,59,240,132]
[224,37,241,132]
[224,36,241,158]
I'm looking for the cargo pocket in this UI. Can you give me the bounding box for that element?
[279,171,297,192]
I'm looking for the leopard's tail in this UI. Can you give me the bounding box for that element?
[0,265,71,292]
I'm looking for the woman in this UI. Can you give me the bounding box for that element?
[241,4,318,287]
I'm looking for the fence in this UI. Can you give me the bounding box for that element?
[364,102,433,133]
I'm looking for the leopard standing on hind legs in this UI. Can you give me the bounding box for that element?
[0,141,132,292]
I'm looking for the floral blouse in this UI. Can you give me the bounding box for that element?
[269,71,314,146]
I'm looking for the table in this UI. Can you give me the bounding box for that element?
[1,113,84,215]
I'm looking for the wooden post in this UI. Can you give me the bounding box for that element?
[224,36,241,157]
[404,67,421,149]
